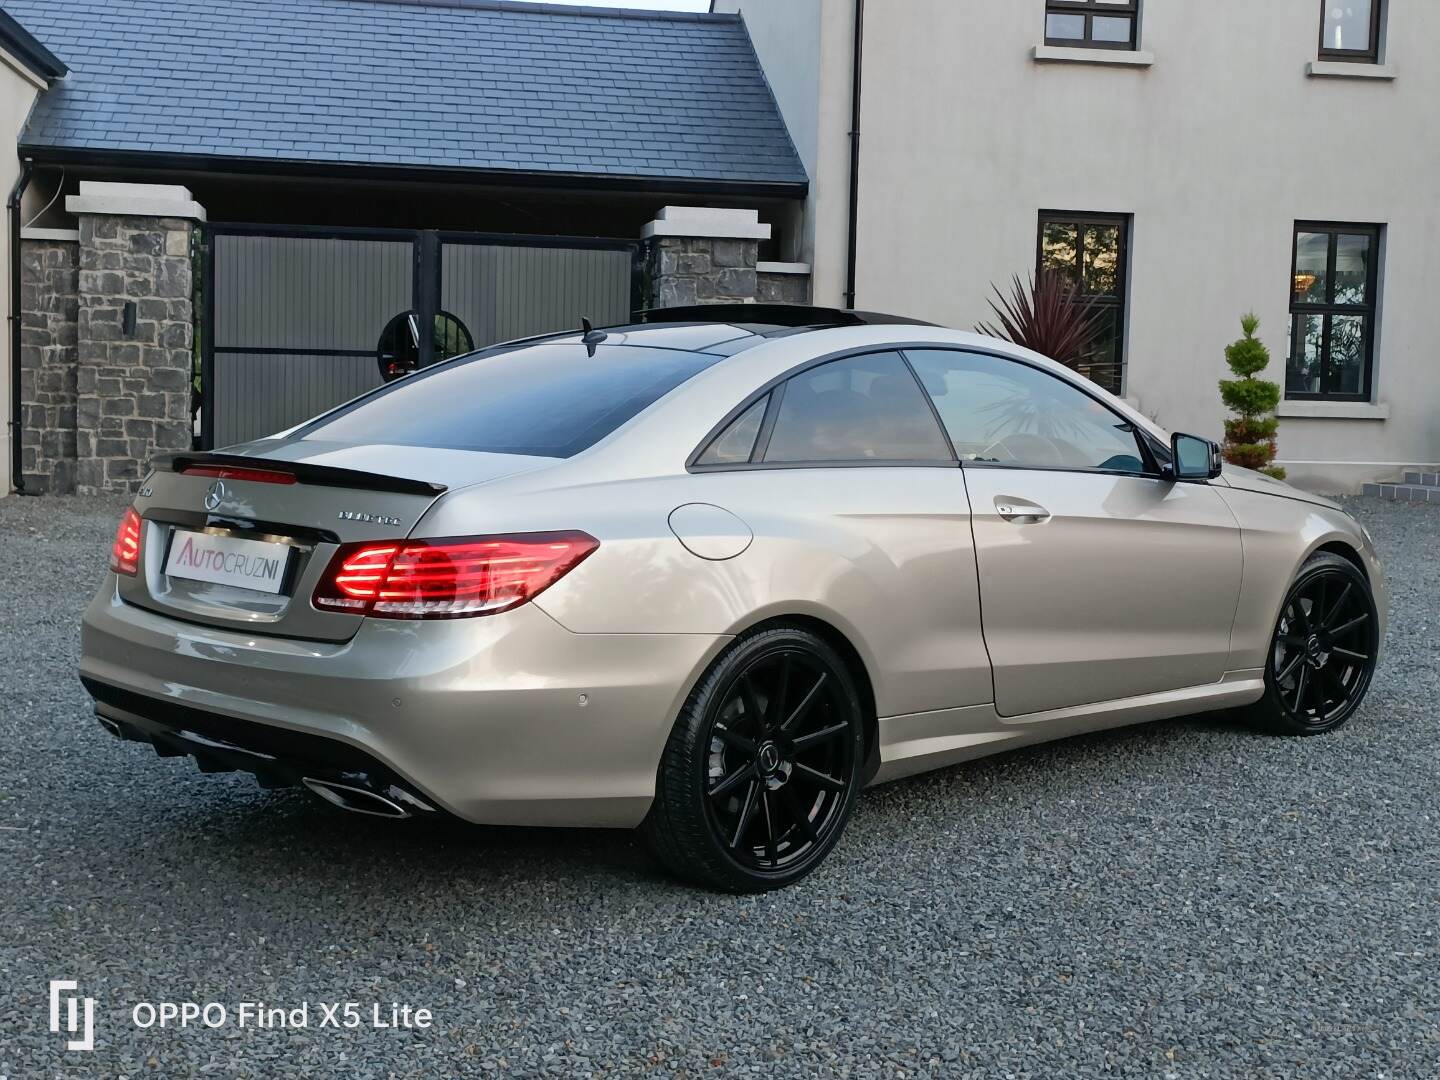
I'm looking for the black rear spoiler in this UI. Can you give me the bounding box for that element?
[154,452,448,497]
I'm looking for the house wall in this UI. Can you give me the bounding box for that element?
[0,49,43,494]
[715,0,851,292]
[727,0,1440,491]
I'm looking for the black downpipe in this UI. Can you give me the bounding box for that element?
[8,159,34,494]
[843,0,865,309]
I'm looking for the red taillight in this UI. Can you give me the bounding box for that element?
[182,465,297,485]
[312,532,598,619]
[109,507,143,576]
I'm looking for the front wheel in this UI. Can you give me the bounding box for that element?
[1242,552,1380,735]
[642,626,866,892]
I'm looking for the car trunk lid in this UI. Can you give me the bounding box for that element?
[119,441,554,642]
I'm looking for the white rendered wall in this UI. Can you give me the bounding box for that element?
[731,0,1438,491]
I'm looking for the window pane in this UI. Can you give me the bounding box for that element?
[1082,224,1122,297]
[1046,13,1086,39]
[304,343,721,458]
[763,352,951,464]
[1040,221,1080,286]
[1287,314,1324,394]
[906,350,1144,473]
[1293,232,1330,304]
[1332,232,1372,305]
[1092,16,1133,43]
[697,396,766,465]
[1076,307,1124,396]
[1322,0,1373,52]
[1328,315,1367,394]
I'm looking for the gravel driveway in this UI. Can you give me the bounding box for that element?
[1,494,1436,1078]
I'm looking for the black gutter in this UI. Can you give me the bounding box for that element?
[7,159,33,495]
[19,145,809,202]
[0,9,68,82]
[843,0,865,309]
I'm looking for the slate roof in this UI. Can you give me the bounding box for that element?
[4,0,807,191]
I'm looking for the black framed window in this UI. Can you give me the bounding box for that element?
[1036,211,1129,396]
[1318,0,1383,62]
[1287,224,1380,401]
[1045,0,1139,49]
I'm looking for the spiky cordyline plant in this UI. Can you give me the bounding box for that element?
[976,270,1105,370]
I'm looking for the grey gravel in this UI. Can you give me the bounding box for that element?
[1,493,1436,1078]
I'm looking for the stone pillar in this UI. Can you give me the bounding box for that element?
[757,262,813,305]
[66,182,206,494]
[19,232,80,493]
[641,206,787,309]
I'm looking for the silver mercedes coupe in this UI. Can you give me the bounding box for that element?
[81,306,1386,891]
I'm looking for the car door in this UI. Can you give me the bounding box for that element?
[689,349,994,716]
[905,348,1243,717]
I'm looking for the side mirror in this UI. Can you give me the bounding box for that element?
[1169,432,1223,481]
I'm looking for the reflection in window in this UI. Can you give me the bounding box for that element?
[1044,1,1139,49]
[1286,224,1380,401]
[1037,212,1130,396]
[907,350,1146,473]
[1320,0,1381,61]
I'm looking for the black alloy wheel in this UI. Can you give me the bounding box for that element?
[643,626,866,892]
[1249,552,1379,735]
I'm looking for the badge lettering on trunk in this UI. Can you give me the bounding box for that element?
[338,511,404,527]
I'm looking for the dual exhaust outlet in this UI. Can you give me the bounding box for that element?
[301,777,411,819]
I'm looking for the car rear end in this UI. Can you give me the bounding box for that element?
[80,338,735,828]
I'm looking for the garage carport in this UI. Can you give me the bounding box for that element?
[6,0,808,491]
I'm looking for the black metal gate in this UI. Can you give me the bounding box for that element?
[200,224,639,449]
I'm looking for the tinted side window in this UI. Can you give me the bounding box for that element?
[906,349,1146,473]
[761,352,952,464]
[696,395,767,466]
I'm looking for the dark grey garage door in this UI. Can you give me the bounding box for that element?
[202,226,637,449]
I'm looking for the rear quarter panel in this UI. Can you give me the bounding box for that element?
[416,467,994,718]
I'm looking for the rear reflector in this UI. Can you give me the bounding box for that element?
[312,532,598,619]
[182,465,297,485]
[109,507,143,576]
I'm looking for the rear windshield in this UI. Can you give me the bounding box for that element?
[300,343,723,458]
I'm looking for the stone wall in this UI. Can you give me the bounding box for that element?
[19,239,79,494]
[644,236,761,308]
[74,214,195,494]
[757,268,811,304]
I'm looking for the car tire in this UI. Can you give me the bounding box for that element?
[641,625,866,892]
[1241,552,1380,736]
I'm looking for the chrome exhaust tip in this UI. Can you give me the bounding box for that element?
[301,777,411,819]
[96,716,123,739]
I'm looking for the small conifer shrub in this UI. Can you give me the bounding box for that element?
[1219,313,1286,480]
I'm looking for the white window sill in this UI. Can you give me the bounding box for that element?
[1032,44,1154,68]
[1278,401,1390,420]
[1307,60,1396,80]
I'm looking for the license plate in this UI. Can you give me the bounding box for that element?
[164,530,292,595]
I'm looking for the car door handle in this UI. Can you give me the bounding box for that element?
[995,498,1051,524]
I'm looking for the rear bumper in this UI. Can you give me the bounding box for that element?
[81,579,728,827]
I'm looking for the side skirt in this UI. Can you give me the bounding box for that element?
[870,671,1265,785]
